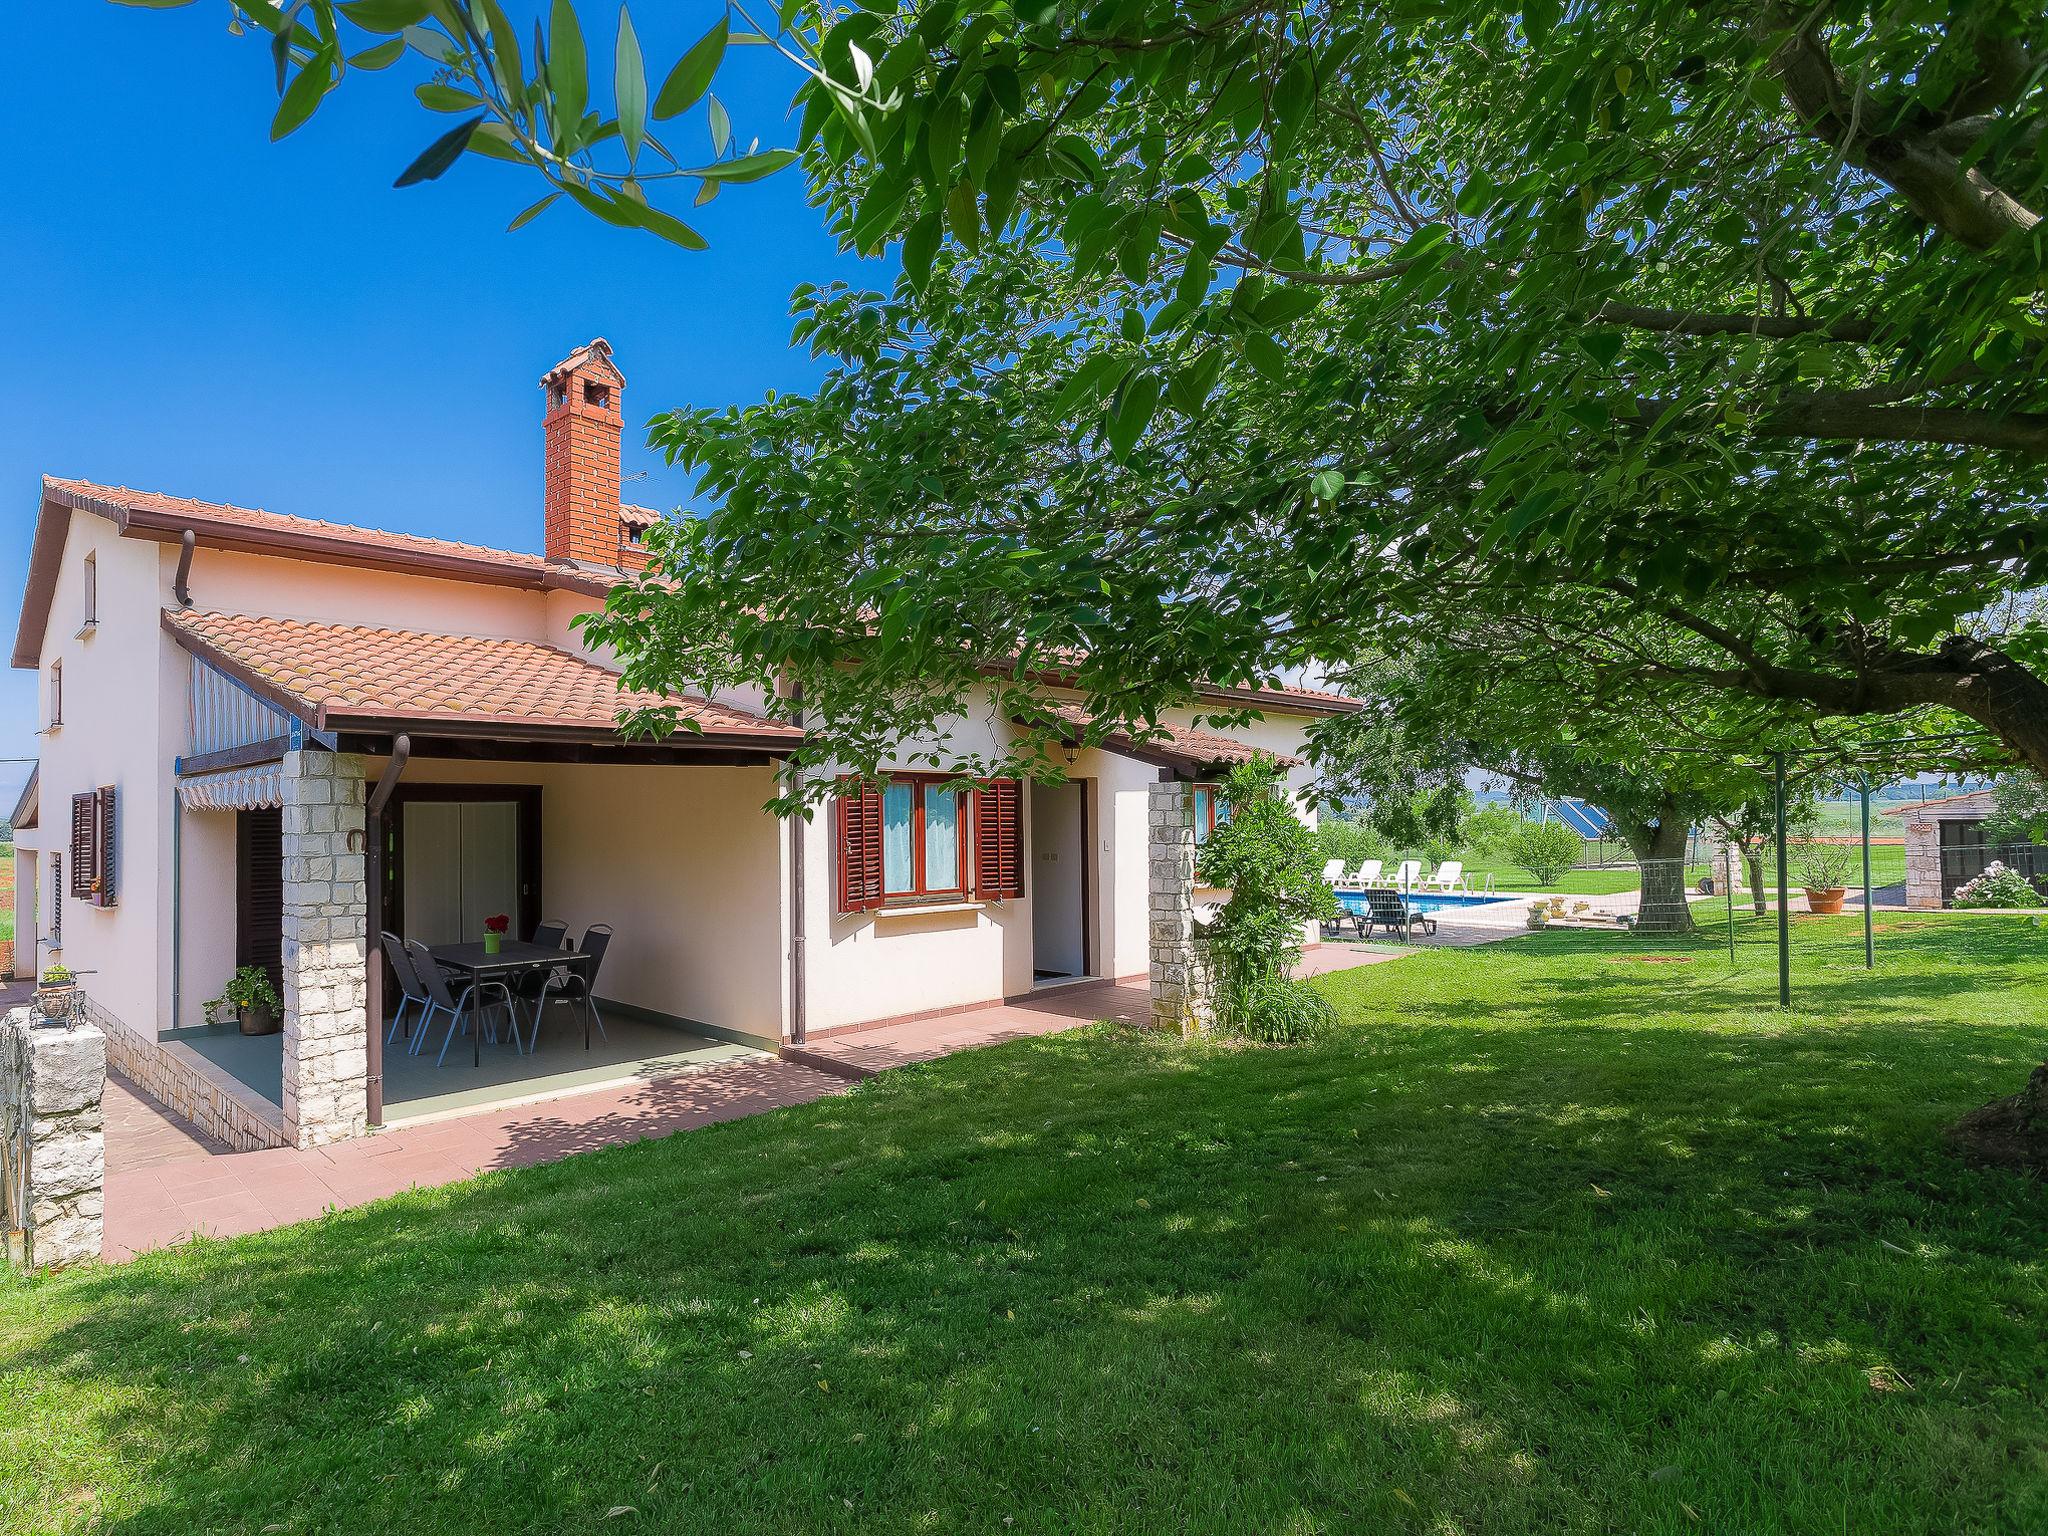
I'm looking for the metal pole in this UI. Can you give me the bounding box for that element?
[1774,750,1790,1008]
[1860,778,1874,970]
[1726,851,1736,967]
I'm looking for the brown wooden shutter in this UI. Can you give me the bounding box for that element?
[835,787,885,913]
[236,807,283,987]
[94,787,116,907]
[69,793,95,899]
[973,779,1024,900]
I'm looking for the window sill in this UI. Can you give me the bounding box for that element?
[873,899,986,920]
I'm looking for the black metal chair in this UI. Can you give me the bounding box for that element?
[405,939,522,1064]
[1364,888,1437,942]
[541,924,612,1049]
[380,931,430,1046]
[510,919,569,1032]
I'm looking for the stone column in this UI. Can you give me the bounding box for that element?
[1903,820,1943,911]
[281,750,368,1147]
[1,1005,106,1271]
[1148,780,1214,1036]
[1710,841,1744,895]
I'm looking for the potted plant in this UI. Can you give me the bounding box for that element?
[1796,840,1854,915]
[210,966,281,1036]
[35,964,77,1023]
[483,913,510,954]
[1526,901,1550,929]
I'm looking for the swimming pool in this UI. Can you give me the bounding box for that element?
[1334,889,1519,916]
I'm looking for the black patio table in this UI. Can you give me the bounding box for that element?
[428,941,592,1065]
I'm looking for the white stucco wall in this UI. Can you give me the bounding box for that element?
[23,510,173,1034]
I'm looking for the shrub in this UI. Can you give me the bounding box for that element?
[1953,862,2044,909]
[1314,813,1390,870]
[1503,820,1583,885]
[1224,972,1338,1043]
[1463,803,1524,860]
[1987,771,2048,845]
[1198,761,1342,1042]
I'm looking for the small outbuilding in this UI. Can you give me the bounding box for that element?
[1888,790,1998,909]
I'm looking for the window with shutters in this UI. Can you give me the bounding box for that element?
[837,776,1023,912]
[68,787,117,908]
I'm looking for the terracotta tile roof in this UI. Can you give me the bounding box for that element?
[620,503,663,530]
[163,609,801,743]
[1881,789,1994,817]
[1037,702,1302,772]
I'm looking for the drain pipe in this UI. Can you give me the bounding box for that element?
[785,686,807,1046]
[362,735,410,1127]
[170,783,183,1028]
[172,529,196,607]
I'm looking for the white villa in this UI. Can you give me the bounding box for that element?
[8,340,1352,1149]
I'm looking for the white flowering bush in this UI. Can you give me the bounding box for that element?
[1952,862,2044,909]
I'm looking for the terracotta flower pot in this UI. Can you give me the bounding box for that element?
[238,1002,280,1037]
[1805,887,1848,916]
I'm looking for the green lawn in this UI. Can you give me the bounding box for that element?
[5,917,2046,1532]
[1452,843,1909,897]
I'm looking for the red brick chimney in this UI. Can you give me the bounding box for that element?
[541,339,651,570]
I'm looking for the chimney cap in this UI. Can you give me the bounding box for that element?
[541,337,626,390]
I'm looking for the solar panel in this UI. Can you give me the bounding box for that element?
[1549,797,1610,837]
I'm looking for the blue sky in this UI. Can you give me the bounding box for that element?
[0,2,876,803]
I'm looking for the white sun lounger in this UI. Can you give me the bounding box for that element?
[1321,858,1349,886]
[1420,860,1468,893]
[1392,859,1422,890]
[1350,859,1384,887]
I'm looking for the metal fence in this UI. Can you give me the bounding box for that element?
[1939,838,2048,904]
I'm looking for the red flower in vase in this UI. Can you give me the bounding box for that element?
[483,914,510,935]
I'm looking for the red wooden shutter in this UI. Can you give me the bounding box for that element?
[69,793,95,899]
[973,779,1024,900]
[95,786,117,907]
[835,787,885,913]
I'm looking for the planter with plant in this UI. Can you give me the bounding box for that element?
[210,966,282,1037]
[483,913,510,954]
[1526,902,1549,930]
[1194,760,1342,1043]
[34,965,78,1024]
[1795,840,1854,915]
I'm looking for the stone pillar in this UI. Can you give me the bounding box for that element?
[1710,842,1744,894]
[281,750,368,1147]
[1148,781,1214,1036]
[1,1005,106,1271]
[1903,820,1943,911]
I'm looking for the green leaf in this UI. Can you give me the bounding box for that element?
[1052,354,1130,417]
[608,191,710,249]
[1578,331,1624,368]
[945,179,982,253]
[348,38,407,70]
[1240,332,1290,384]
[901,208,941,291]
[417,82,487,112]
[337,0,431,30]
[394,114,484,186]
[616,5,647,163]
[549,0,588,137]
[1523,0,1557,49]
[677,148,797,182]
[271,44,335,141]
[478,0,523,101]
[402,23,458,63]
[507,192,562,231]
[466,122,532,163]
[1107,371,1161,463]
[655,16,728,119]
[1310,469,1345,503]
[707,94,731,155]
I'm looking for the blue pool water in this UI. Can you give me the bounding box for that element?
[1335,889,1518,916]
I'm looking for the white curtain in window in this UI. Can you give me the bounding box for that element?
[924,787,959,890]
[882,783,914,893]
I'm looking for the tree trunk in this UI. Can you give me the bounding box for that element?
[1618,804,1696,934]
[1743,848,1767,917]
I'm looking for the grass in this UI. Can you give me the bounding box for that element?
[1451,843,1910,898]
[4,917,2046,1533]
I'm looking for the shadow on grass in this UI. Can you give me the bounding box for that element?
[5,923,2047,1533]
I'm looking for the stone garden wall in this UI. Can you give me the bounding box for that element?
[1,1003,105,1270]
[1148,781,1215,1035]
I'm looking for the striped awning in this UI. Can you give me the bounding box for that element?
[177,763,284,811]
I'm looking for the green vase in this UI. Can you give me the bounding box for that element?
[484,933,502,954]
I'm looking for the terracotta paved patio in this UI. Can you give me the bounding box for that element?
[100,947,1405,1263]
